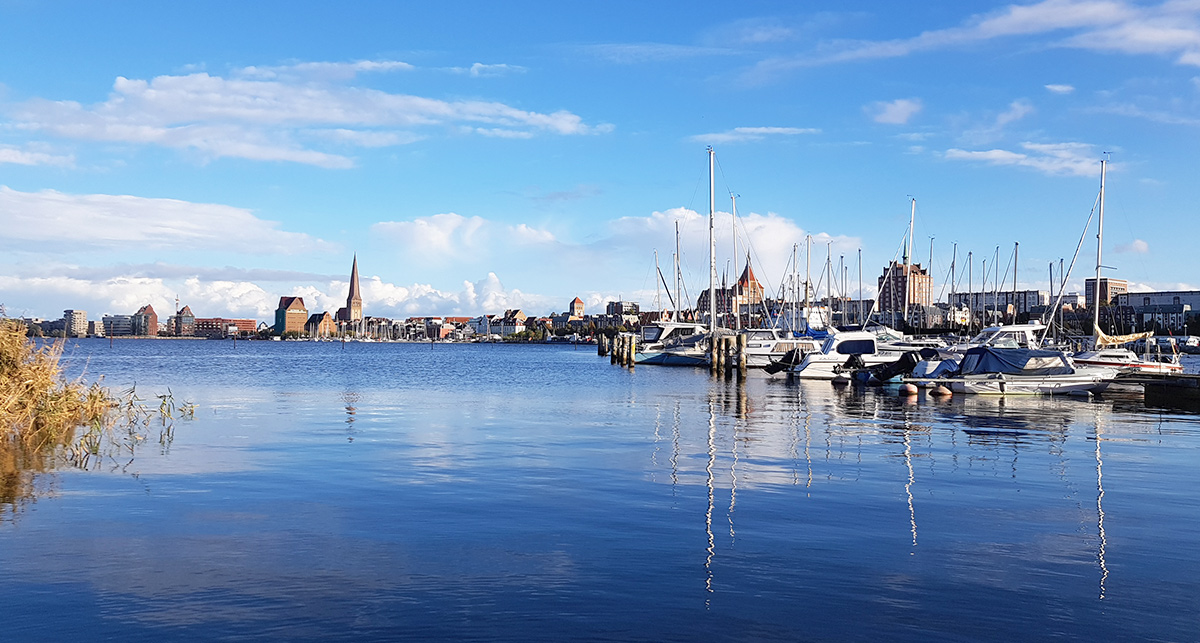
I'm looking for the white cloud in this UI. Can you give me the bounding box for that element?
[0,144,75,167]
[867,98,923,124]
[746,0,1200,80]
[689,126,820,144]
[9,63,611,167]
[0,268,558,320]
[235,60,414,81]
[944,141,1100,176]
[607,207,860,294]
[1115,238,1150,253]
[1045,83,1076,93]
[370,213,556,261]
[960,99,1037,144]
[0,186,332,254]
[449,63,528,77]
[583,43,736,64]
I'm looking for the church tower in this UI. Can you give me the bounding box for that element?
[347,254,363,322]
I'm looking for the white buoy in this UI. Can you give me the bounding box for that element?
[899,383,919,396]
[931,385,952,397]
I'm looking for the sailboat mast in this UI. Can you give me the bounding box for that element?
[805,235,812,329]
[1093,159,1107,340]
[857,248,863,326]
[1013,241,1019,323]
[675,221,681,321]
[731,193,739,331]
[792,244,798,333]
[967,251,973,334]
[655,249,662,316]
[904,197,915,329]
[826,242,832,328]
[708,146,717,332]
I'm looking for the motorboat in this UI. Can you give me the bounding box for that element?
[635,323,713,367]
[918,346,1118,395]
[788,330,914,380]
[1070,346,1183,375]
[740,328,825,368]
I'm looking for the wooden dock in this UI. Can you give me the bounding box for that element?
[1115,373,1200,410]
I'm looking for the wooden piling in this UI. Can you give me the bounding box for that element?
[610,335,618,364]
[737,333,747,378]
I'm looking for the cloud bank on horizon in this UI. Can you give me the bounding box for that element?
[1,0,1196,320]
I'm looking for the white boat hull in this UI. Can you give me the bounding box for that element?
[945,369,1116,395]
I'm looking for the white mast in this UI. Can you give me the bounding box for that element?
[708,146,717,332]
[674,221,681,322]
[791,244,798,332]
[904,197,915,330]
[805,235,812,329]
[825,241,832,328]
[1093,158,1107,342]
[731,193,739,331]
[857,248,863,326]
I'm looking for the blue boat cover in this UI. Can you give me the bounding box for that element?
[957,347,1074,376]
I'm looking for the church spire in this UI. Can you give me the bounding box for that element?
[347,254,363,322]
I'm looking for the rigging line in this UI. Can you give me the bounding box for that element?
[935,243,958,303]
[1039,191,1102,335]
[994,243,1017,314]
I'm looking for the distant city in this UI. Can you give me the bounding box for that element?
[9,255,1200,340]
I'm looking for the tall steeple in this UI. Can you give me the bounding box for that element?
[347,254,363,322]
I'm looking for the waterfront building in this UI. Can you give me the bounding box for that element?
[606,301,639,316]
[132,304,158,336]
[1116,289,1200,309]
[498,310,527,336]
[275,297,308,335]
[336,255,364,324]
[570,297,585,317]
[62,309,87,338]
[87,320,104,337]
[304,312,335,338]
[468,315,498,336]
[951,290,1050,317]
[194,317,258,338]
[103,314,134,336]
[1085,277,1128,309]
[169,305,196,337]
[876,261,931,314]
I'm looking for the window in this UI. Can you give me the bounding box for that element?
[835,339,876,355]
[1174,296,1181,305]
[1145,297,1151,306]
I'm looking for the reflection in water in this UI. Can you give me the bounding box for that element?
[705,398,717,601]
[729,410,738,541]
[1095,412,1109,600]
[904,423,918,550]
[342,391,359,442]
[670,401,680,494]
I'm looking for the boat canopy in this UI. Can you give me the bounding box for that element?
[957,347,1074,376]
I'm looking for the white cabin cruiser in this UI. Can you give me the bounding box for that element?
[788,331,914,380]
[635,320,711,367]
[923,346,1118,395]
[740,328,824,368]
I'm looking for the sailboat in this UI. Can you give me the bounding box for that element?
[1071,159,1182,375]
[635,147,720,367]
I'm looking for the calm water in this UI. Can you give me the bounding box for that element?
[3,339,1200,641]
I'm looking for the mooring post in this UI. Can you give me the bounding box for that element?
[737,333,747,379]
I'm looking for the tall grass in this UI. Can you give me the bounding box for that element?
[0,320,110,449]
[1,321,193,519]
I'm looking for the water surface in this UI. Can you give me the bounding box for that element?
[3,340,1199,641]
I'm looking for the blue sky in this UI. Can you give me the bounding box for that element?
[2,0,1198,321]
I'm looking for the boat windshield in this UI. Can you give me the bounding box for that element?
[641,326,664,342]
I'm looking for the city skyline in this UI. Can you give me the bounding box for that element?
[3,1,1199,320]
